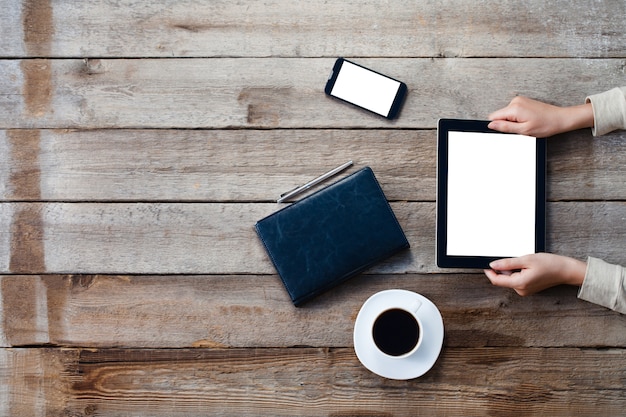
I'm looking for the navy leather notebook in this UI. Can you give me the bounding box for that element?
[255,167,410,306]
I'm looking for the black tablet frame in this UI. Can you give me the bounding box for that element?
[436,119,546,269]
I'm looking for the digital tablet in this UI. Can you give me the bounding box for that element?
[436,119,546,268]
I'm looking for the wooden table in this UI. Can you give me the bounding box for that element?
[1,1,625,415]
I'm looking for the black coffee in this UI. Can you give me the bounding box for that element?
[372,308,419,356]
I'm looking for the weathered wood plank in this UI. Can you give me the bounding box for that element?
[1,274,624,349]
[1,58,624,129]
[0,129,437,202]
[0,202,623,274]
[1,129,624,202]
[0,348,62,417]
[1,347,624,416]
[2,0,625,58]
[548,131,626,201]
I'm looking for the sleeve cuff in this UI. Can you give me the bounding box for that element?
[586,87,626,136]
[578,257,626,314]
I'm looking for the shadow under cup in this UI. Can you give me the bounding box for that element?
[372,308,421,357]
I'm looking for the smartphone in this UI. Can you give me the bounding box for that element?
[325,58,407,119]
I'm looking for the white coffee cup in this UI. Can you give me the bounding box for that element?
[369,299,423,359]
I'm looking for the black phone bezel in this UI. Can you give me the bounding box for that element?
[324,58,407,120]
[436,119,547,269]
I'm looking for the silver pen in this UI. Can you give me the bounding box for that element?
[277,161,353,203]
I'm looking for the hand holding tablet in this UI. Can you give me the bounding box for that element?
[436,119,546,269]
[485,253,587,296]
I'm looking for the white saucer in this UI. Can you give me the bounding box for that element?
[353,289,444,380]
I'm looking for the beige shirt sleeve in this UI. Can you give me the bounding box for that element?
[586,87,626,136]
[576,90,626,314]
[578,257,626,314]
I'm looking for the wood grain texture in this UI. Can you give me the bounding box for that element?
[1,0,625,414]
[0,204,13,274]
[21,0,54,57]
[4,130,41,201]
[1,0,625,58]
[1,347,625,416]
[0,129,624,202]
[0,274,623,349]
[1,58,625,129]
[0,202,623,274]
[0,129,437,202]
[0,348,61,417]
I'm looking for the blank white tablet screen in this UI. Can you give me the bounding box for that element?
[447,131,537,257]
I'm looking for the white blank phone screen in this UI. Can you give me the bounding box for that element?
[447,131,537,257]
[330,61,400,117]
